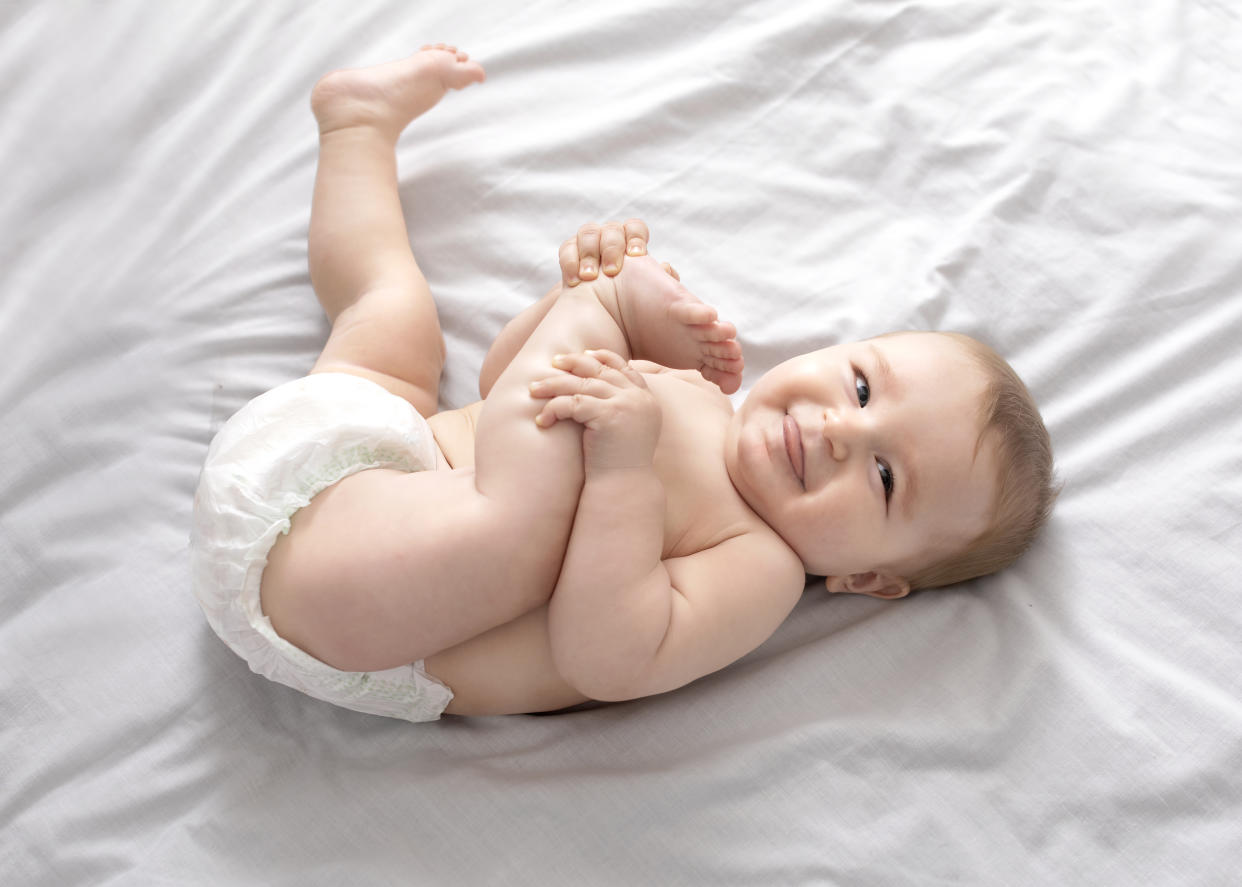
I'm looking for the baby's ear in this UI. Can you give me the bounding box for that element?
[824,571,910,600]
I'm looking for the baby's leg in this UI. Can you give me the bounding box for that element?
[263,48,741,672]
[479,284,562,398]
[264,261,739,672]
[306,45,485,416]
[472,256,742,505]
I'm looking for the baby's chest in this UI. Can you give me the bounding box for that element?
[648,376,747,558]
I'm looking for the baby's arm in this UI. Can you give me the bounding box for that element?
[532,351,805,702]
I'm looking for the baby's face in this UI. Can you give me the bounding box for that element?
[724,332,998,586]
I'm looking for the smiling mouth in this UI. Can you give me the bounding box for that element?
[782,414,804,484]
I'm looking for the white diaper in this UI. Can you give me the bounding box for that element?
[191,372,454,723]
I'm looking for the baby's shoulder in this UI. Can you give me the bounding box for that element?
[683,509,806,596]
[727,520,806,587]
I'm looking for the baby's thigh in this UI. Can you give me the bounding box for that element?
[260,467,565,671]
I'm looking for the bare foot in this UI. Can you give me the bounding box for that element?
[601,255,745,394]
[310,44,486,138]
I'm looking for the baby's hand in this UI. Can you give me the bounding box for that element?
[559,219,680,287]
[529,349,661,472]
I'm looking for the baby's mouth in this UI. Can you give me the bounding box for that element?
[783,414,804,485]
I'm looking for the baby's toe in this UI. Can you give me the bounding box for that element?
[703,340,743,361]
[701,365,743,395]
[695,320,737,343]
[669,300,716,326]
[444,58,486,88]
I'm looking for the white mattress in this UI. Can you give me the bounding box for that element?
[4,1,1241,883]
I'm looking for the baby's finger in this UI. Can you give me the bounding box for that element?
[534,389,622,428]
[529,372,616,402]
[584,349,650,390]
[584,348,627,370]
[576,224,602,281]
[559,238,581,286]
[624,219,650,257]
[598,223,627,276]
[552,351,609,378]
[618,360,650,389]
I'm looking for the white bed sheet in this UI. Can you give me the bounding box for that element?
[3,1,1240,883]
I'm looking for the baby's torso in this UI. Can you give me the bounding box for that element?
[422,370,767,715]
[427,371,753,556]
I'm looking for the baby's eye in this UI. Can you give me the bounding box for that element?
[854,371,871,407]
[877,459,894,501]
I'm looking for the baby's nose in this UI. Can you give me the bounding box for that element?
[822,409,851,461]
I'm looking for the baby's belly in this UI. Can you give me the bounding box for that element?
[423,605,590,716]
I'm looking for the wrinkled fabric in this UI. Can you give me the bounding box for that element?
[4,1,1241,884]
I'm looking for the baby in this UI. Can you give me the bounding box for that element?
[192,46,1056,722]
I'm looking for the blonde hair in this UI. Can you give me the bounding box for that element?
[904,332,1059,590]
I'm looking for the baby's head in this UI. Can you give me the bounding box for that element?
[724,330,1056,598]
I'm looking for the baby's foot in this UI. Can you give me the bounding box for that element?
[605,255,745,394]
[310,44,486,138]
